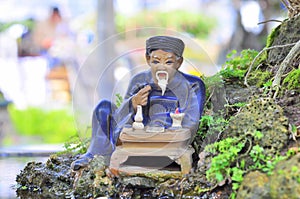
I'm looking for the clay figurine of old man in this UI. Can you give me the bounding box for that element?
[71,36,206,171]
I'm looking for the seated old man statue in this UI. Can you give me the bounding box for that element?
[71,36,206,171]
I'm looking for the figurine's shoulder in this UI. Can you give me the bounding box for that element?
[180,72,205,88]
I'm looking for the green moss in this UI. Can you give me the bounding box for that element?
[247,70,272,87]
[205,137,245,182]
[220,68,246,80]
[266,25,281,48]
[203,73,223,86]
[282,69,300,90]
[220,49,259,81]
[198,115,229,140]
[269,154,300,198]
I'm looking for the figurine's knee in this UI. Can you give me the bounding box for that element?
[94,100,117,121]
[92,100,118,136]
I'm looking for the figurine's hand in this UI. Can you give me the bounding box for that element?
[132,85,151,111]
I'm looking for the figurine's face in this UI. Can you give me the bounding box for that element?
[146,49,183,85]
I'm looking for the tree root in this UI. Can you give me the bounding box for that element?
[235,136,253,167]
[258,19,282,25]
[272,40,300,98]
[244,42,298,88]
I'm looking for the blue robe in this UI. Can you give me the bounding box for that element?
[87,69,205,156]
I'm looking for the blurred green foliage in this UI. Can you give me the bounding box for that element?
[0,90,4,100]
[57,134,89,155]
[1,10,216,40]
[8,105,77,143]
[0,18,35,33]
[116,10,216,38]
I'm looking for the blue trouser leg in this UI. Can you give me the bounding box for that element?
[87,100,117,156]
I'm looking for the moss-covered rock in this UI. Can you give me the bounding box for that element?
[237,154,300,199]
[269,153,300,199]
[72,155,115,198]
[278,90,300,128]
[236,171,270,199]
[267,15,300,67]
[282,68,300,91]
[247,70,272,88]
[225,97,289,156]
[16,154,76,198]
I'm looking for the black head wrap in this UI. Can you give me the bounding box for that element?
[146,36,185,57]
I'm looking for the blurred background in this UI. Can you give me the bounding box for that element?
[0,0,288,197]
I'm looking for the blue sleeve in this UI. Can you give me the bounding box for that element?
[181,75,206,137]
[112,72,150,129]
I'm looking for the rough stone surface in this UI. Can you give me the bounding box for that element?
[267,14,300,67]
[224,84,257,105]
[236,171,270,199]
[237,154,300,199]
[16,154,76,198]
[269,153,300,199]
[278,90,300,128]
[224,97,289,156]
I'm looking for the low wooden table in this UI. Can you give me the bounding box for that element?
[109,127,194,175]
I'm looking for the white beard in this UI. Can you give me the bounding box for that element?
[156,71,168,96]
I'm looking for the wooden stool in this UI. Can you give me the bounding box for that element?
[110,127,194,175]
